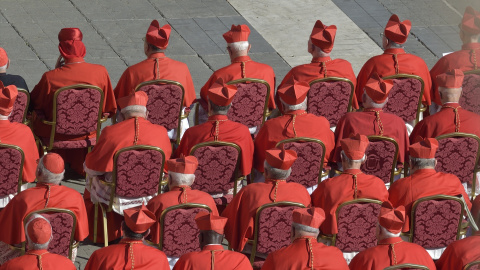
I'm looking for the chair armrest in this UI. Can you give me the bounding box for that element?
[98,179,115,187]
[100,113,109,123]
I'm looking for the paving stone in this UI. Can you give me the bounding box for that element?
[150,0,238,19]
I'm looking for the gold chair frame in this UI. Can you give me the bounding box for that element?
[93,145,166,246]
[464,260,480,270]
[23,208,78,260]
[15,88,30,125]
[383,263,430,270]
[435,132,480,200]
[308,77,355,113]
[158,203,212,250]
[135,79,185,145]
[275,137,328,185]
[39,84,107,153]
[190,141,243,195]
[247,201,306,265]
[0,143,25,194]
[382,74,426,125]
[367,135,401,186]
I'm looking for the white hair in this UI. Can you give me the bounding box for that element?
[280,97,308,112]
[341,150,366,163]
[25,214,52,250]
[0,109,12,120]
[168,171,195,186]
[37,156,64,185]
[364,93,388,108]
[227,41,249,52]
[264,160,292,180]
[0,63,7,72]
[311,43,330,57]
[379,224,401,238]
[292,222,320,234]
[121,105,147,115]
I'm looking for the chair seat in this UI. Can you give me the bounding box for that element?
[40,137,96,149]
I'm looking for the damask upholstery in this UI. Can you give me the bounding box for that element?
[460,73,480,115]
[282,141,323,188]
[361,139,396,184]
[115,149,163,197]
[0,147,22,196]
[138,84,183,130]
[335,203,382,252]
[412,199,462,249]
[8,91,28,123]
[55,88,101,136]
[40,137,96,149]
[256,206,301,254]
[307,80,352,127]
[162,208,209,257]
[191,145,239,194]
[227,82,268,129]
[383,78,422,123]
[435,137,479,185]
[466,263,480,270]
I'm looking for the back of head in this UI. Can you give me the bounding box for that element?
[167,155,198,187]
[340,133,369,169]
[277,78,310,113]
[383,14,411,48]
[123,203,156,239]
[291,207,324,239]
[207,77,237,115]
[437,69,464,104]
[409,138,438,171]
[145,20,171,53]
[264,146,297,180]
[223,25,251,56]
[363,73,393,108]
[118,91,148,119]
[25,214,52,250]
[378,201,405,240]
[0,81,17,119]
[309,20,337,56]
[36,153,65,185]
[460,7,480,43]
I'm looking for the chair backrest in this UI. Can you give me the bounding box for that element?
[135,79,185,144]
[276,137,325,188]
[159,203,212,257]
[307,77,354,128]
[333,199,382,252]
[383,264,430,270]
[250,202,306,264]
[464,261,480,270]
[360,135,399,185]
[460,70,480,115]
[23,208,77,260]
[382,74,425,124]
[190,141,241,195]
[0,143,24,196]
[435,132,480,198]
[226,78,270,129]
[410,195,465,249]
[8,88,29,124]
[110,145,165,211]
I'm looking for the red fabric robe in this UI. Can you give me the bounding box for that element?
[173,244,252,270]
[200,56,276,110]
[410,103,480,142]
[0,120,39,183]
[114,52,196,108]
[175,115,254,176]
[355,48,432,106]
[436,233,480,270]
[0,184,89,245]
[388,168,472,232]
[262,237,349,270]
[278,56,359,109]
[0,249,76,270]
[311,169,389,234]
[430,43,480,105]
[254,110,334,172]
[333,109,409,165]
[84,238,170,270]
[221,179,311,251]
[349,237,436,270]
[146,186,219,244]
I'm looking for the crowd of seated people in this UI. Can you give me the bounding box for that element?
[0,5,480,270]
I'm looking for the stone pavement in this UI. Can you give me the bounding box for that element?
[0,0,476,269]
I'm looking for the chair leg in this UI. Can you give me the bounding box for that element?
[99,203,108,247]
[93,203,98,244]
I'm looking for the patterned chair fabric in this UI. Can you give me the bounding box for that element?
[282,141,323,188]
[8,90,28,123]
[115,149,164,197]
[460,73,480,115]
[40,137,96,149]
[256,205,301,254]
[435,136,479,185]
[335,202,382,252]
[227,82,268,129]
[466,263,480,270]
[0,147,22,196]
[191,145,239,194]
[162,208,209,257]
[361,139,397,184]
[307,80,352,128]
[383,78,423,123]
[137,84,183,130]
[412,199,462,249]
[55,88,102,136]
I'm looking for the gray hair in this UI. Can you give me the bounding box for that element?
[280,97,308,112]
[0,63,7,72]
[227,41,249,52]
[0,113,10,120]
[364,93,388,108]
[121,105,147,115]
[311,43,330,57]
[169,171,195,186]
[387,40,404,49]
[25,214,52,250]
[264,161,291,180]
[208,99,231,115]
[146,42,165,53]
[379,224,401,238]
[410,157,436,169]
[292,222,320,234]
[37,156,64,185]
[341,150,366,163]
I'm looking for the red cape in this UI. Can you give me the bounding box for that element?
[173,244,252,270]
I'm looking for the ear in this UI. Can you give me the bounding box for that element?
[247,43,251,52]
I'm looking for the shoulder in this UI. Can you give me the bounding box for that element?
[251,61,274,70]
[331,58,353,66]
